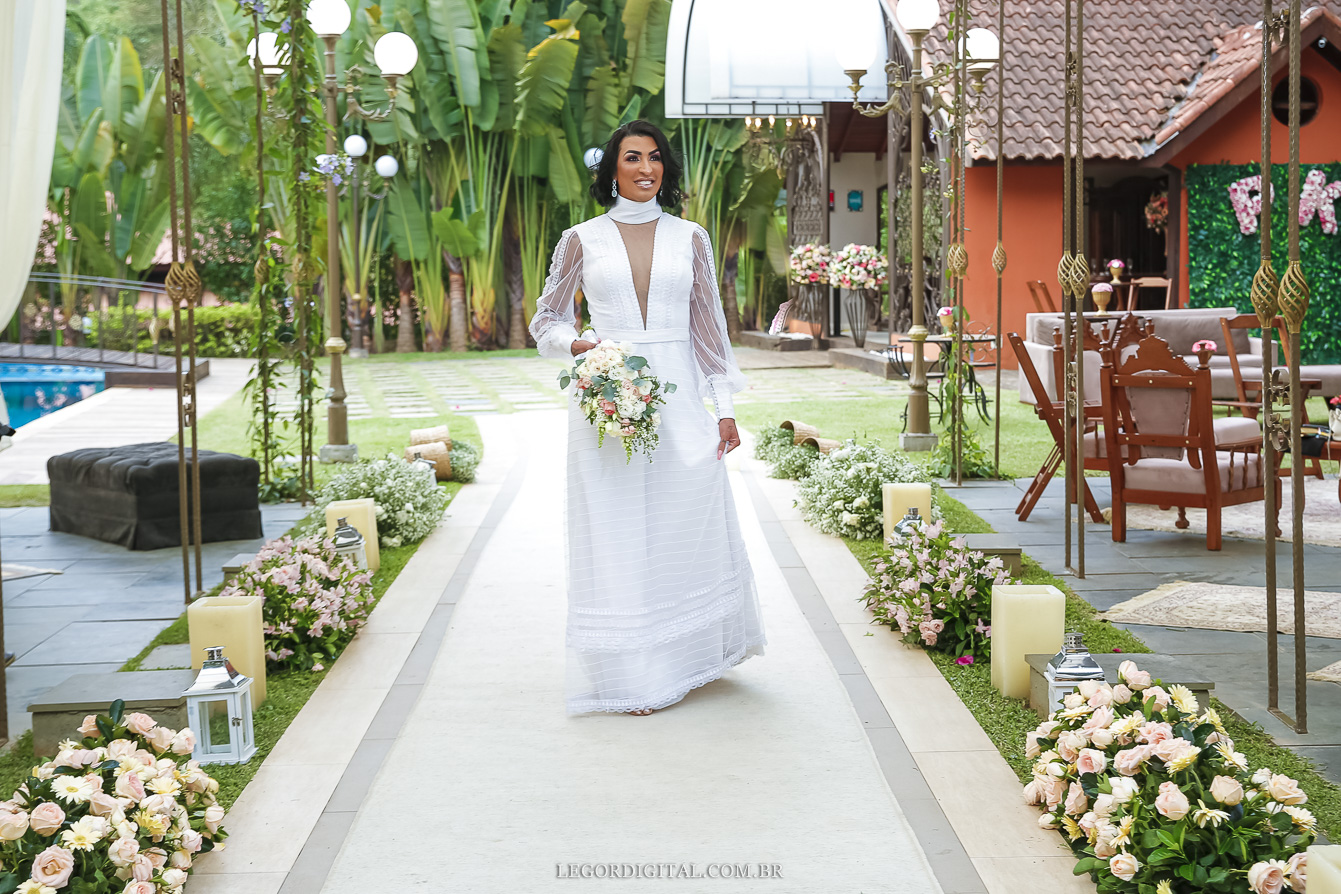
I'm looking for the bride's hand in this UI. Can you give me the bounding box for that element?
[717,418,740,460]
[570,338,599,357]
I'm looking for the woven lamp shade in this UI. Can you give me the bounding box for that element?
[780,420,820,445]
[404,441,452,480]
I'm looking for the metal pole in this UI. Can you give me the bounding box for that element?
[320,35,354,462]
[901,31,936,452]
[1073,0,1087,579]
[1060,0,1075,573]
[352,158,363,356]
[992,0,1006,478]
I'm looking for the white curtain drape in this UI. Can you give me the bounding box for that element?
[0,0,66,333]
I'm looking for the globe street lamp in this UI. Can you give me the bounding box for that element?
[306,0,417,461]
[837,0,997,452]
[343,137,400,357]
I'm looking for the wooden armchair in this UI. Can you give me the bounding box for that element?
[1102,335,1275,551]
[1027,280,1058,313]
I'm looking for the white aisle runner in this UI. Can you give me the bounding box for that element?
[321,411,941,893]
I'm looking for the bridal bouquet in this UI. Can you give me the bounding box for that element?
[559,340,676,462]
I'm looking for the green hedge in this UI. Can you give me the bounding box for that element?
[89,304,259,358]
[1185,162,1341,363]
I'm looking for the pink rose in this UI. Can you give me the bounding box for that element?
[1152,736,1193,761]
[115,772,145,802]
[1092,794,1116,819]
[124,713,157,737]
[78,715,99,736]
[1089,728,1115,749]
[1109,777,1139,804]
[180,829,204,854]
[108,835,140,867]
[1043,777,1066,811]
[1064,782,1088,817]
[1210,775,1244,806]
[1266,774,1308,805]
[106,740,137,760]
[1094,837,1118,859]
[1118,660,1152,690]
[124,882,156,894]
[131,853,155,881]
[1087,686,1114,709]
[31,845,75,888]
[88,791,119,817]
[169,849,193,870]
[162,868,187,888]
[204,802,226,834]
[1136,722,1174,745]
[0,811,28,840]
[1114,745,1151,777]
[1248,859,1287,894]
[29,802,65,836]
[1111,684,1133,704]
[1144,686,1171,712]
[1057,730,1085,762]
[1286,853,1306,891]
[1155,781,1190,820]
[1077,748,1109,776]
[1110,853,1141,881]
[145,726,174,753]
[143,849,168,871]
[1082,706,1115,733]
[1023,779,1045,806]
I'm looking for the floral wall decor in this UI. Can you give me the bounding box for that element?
[1228,168,1341,235]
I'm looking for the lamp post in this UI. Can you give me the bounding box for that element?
[344,137,400,357]
[306,0,416,462]
[839,0,996,452]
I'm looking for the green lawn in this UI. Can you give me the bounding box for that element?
[0,485,50,508]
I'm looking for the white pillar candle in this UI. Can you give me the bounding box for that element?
[1310,846,1341,892]
[882,482,934,541]
[188,595,267,706]
[990,585,1065,700]
[326,498,381,572]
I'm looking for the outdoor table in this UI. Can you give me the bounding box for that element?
[893,334,997,424]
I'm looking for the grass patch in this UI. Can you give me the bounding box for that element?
[120,614,192,672]
[0,485,50,507]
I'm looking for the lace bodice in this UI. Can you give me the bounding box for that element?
[528,211,747,419]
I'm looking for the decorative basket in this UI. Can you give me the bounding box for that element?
[798,435,843,454]
[780,420,820,445]
[411,425,451,448]
[403,441,452,481]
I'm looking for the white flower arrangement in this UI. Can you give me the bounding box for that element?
[1025,661,1313,893]
[788,243,832,285]
[796,440,928,540]
[828,243,888,291]
[302,456,450,548]
[559,340,675,462]
[0,701,226,894]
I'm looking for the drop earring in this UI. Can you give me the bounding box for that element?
[611,180,619,199]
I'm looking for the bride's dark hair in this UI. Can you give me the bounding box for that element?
[590,120,684,208]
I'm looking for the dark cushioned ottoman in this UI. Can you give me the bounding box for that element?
[48,443,263,550]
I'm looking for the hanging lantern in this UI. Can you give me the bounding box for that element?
[332,516,368,570]
[1044,630,1105,715]
[408,450,437,483]
[183,646,256,766]
[892,507,925,540]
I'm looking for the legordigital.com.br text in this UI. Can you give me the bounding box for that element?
[555,863,784,879]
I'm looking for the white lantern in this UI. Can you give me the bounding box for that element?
[332,516,369,569]
[408,451,437,484]
[343,134,368,158]
[374,155,399,178]
[306,0,352,37]
[183,647,256,765]
[964,27,1000,72]
[374,31,419,77]
[583,146,604,170]
[1044,631,1106,716]
[896,0,940,33]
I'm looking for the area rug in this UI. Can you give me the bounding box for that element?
[1101,476,1341,548]
[1102,580,1341,639]
[0,564,61,582]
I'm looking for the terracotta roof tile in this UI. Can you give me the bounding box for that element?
[940,1,1339,161]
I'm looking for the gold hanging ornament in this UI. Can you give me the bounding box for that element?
[991,241,1007,275]
[1277,259,1310,333]
[1250,259,1280,328]
[946,242,969,278]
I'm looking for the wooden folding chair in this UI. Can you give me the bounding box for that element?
[1027,280,1057,313]
[1126,276,1175,310]
[1103,335,1275,550]
[1008,332,1107,523]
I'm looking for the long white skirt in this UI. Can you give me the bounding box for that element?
[563,333,766,714]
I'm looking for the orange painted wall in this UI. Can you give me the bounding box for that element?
[1169,48,1341,306]
[963,164,1064,368]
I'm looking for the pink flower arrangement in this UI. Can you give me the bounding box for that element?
[1229,175,1276,235]
[862,519,1011,661]
[1026,661,1313,892]
[1108,259,1125,270]
[1144,192,1169,232]
[787,243,832,285]
[1192,339,1218,354]
[0,700,226,894]
[223,535,375,671]
[828,243,888,290]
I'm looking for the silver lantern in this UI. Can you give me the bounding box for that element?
[1044,630,1106,715]
[332,516,368,570]
[183,646,256,765]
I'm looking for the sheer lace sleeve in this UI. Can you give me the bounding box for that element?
[689,225,748,420]
[529,230,584,359]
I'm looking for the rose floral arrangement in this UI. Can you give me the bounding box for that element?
[559,340,676,462]
[222,535,374,671]
[796,440,927,540]
[862,518,1010,662]
[303,456,450,548]
[828,243,888,291]
[1145,192,1169,232]
[787,243,832,285]
[0,700,226,894]
[1025,661,1313,894]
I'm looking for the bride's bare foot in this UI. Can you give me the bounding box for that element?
[629,707,655,715]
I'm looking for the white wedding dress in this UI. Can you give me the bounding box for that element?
[529,194,767,714]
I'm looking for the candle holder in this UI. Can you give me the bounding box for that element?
[1044,630,1105,714]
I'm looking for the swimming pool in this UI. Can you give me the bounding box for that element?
[0,363,106,428]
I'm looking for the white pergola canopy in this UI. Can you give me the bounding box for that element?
[665,0,891,118]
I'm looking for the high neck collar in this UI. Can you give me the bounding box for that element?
[608,193,662,224]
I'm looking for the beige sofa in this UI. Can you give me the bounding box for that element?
[1016,307,1274,404]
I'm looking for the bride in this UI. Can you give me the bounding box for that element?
[528,120,767,716]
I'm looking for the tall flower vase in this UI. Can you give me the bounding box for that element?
[842,288,872,348]
[793,284,824,340]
